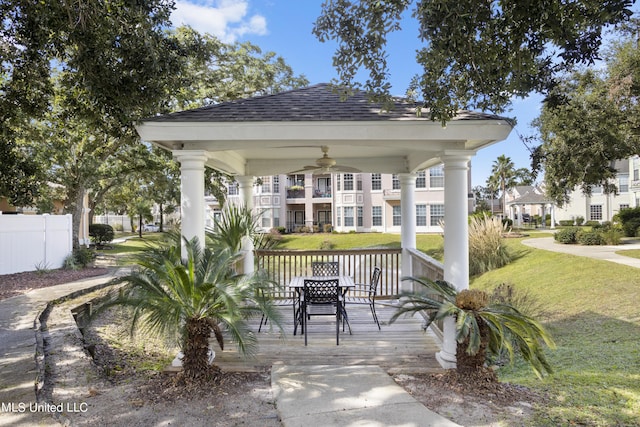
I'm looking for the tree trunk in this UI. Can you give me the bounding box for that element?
[65,183,86,251]
[182,317,212,379]
[456,318,489,375]
[159,203,164,232]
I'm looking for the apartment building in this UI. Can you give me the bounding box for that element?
[205,165,470,233]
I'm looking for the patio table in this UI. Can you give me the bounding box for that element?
[288,275,355,336]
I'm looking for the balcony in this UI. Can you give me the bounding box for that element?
[286,187,305,199]
[312,188,332,198]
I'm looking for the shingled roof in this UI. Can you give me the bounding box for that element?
[508,186,552,205]
[143,83,506,123]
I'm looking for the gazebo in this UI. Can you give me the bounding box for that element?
[135,83,513,368]
[507,185,556,229]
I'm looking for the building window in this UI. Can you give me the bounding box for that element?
[336,174,341,191]
[590,205,602,221]
[416,204,427,226]
[392,174,400,190]
[343,174,354,191]
[619,174,629,193]
[592,185,603,194]
[273,208,280,227]
[430,204,445,226]
[371,173,382,190]
[288,174,305,187]
[261,176,271,193]
[429,165,444,188]
[228,182,239,196]
[344,206,354,226]
[372,206,382,226]
[620,204,630,211]
[416,171,426,188]
[273,176,279,193]
[261,209,271,227]
[393,205,401,226]
[336,207,341,226]
[357,175,363,191]
[357,206,363,227]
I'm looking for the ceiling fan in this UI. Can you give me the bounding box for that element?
[290,146,361,174]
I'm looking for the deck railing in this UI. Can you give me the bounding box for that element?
[255,248,402,299]
[255,247,446,340]
[405,248,445,339]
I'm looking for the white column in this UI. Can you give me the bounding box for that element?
[174,151,207,255]
[550,204,556,229]
[400,173,417,293]
[438,153,472,369]
[236,176,255,275]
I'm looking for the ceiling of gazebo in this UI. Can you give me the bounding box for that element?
[135,84,514,176]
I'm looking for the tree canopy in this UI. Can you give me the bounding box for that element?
[1,0,187,206]
[2,2,308,249]
[533,23,640,205]
[313,0,634,123]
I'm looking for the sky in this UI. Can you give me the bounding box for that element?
[169,0,566,188]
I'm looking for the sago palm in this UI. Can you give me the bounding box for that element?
[103,236,281,379]
[390,277,555,378]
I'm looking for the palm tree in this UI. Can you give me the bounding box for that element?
[390,277,555,378]
[102,235,281,379]
[488,155,517,216]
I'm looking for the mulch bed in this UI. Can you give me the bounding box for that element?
[0,268,110,301]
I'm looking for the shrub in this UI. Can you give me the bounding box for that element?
[468,214,512,276]
[622,217,640,237]
[554,227,580,244]
[89,223,115,247]
[323,223,333,233]
[63,247,95,270]
[576,230,605,245]
[312,225,320,233]
[575,216,585,226]
[274,226,286,234]
[601,228,623,245]
[585,220,600,227]
[319,239,335,250]
[559,220,575,227]
[501,218,513,228]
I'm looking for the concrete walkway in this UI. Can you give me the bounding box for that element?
[522,237,640,268]
[272,365,460,427]
[0,272,120,426]
[0,269,459,427]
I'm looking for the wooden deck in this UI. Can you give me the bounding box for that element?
[214,301,444,374]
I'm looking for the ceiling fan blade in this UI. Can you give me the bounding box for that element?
[332,165,361,173]
[288,165,319,174]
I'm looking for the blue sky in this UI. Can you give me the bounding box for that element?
[169,1,565,187]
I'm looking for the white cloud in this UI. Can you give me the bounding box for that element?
[172,0,267,43]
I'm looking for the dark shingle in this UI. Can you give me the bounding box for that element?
[143,83,506,123]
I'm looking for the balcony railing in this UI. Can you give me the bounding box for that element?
[312,189,332,198]
[286,188,305,198]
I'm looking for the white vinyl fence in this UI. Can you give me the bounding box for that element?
[0,214,73,275]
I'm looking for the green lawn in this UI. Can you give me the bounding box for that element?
[281,232,640,426]
[106,231,640,426]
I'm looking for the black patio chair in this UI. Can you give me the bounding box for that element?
[345,267,382,330]
[311,261,339,276]
[302,278,349,345]
[258,282,300,334]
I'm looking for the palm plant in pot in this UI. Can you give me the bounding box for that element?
[390,277,555,378]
